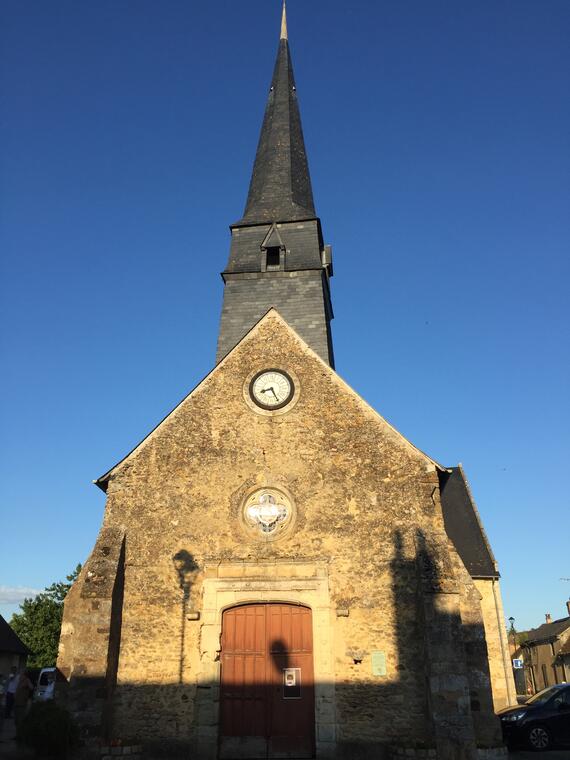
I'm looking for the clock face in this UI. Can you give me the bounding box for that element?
[249,369,294,410]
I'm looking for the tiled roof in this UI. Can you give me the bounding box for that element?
[439,466,498,578]
[522,617,570,645]
[0,614,29,656]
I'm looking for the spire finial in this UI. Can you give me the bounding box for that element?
[280,0,288,40]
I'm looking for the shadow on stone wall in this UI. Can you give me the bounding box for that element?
[61,534,504,760]
[102,537,125,739]
[172,550,199,684]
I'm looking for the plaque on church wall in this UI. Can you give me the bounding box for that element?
[371,650,386,677]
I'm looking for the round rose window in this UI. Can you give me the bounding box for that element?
[242,489,293,540]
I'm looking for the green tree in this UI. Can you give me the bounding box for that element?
[10,565,81,668]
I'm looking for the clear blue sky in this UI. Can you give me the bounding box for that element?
[1,0,568,632]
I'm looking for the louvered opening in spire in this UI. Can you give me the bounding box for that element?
[235,7,316,226]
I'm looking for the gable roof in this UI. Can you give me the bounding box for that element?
[0,614,29,656]
[260,223,285,250]
[522,616,570,645]
[95,309,446,491]
[439,465,498,578]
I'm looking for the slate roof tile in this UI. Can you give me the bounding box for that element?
[439,465,498,578]
[235,32,315,226]
[523,617,570,645]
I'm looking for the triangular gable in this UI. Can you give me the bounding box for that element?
[260,223,285,250]
[95,309,445,491]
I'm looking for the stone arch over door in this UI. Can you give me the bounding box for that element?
[220,603,315,759]
[195,563,335,759]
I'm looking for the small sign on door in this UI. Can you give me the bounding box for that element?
[283,667,301,699]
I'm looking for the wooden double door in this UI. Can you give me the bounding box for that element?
[220,603,315,759]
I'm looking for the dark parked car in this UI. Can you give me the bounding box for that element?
[497,682,570,751]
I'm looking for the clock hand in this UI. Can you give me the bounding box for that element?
[258,385,278,400]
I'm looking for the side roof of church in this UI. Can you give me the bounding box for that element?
[439,465,498,578]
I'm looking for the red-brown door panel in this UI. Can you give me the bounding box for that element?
[220,604,315,759]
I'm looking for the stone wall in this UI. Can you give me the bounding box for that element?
[474,580,516,710]
[59,312,504,758]
[58,527,125,738]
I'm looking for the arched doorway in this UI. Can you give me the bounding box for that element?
[219,603,315,759]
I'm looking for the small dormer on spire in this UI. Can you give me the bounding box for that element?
[281,0,288,40]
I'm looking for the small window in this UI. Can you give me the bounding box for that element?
[266,247,281,269]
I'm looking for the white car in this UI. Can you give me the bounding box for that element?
[34,667,63,701]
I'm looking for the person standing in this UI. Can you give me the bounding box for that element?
[4,667,18,719]
[14,671,33,739]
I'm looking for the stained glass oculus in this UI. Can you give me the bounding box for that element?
[243,490,292,537]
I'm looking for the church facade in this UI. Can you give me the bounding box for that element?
[58,6,514,759]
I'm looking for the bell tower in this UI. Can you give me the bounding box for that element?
[216,2,334,367]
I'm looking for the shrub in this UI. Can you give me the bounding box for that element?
[20,701,79,757]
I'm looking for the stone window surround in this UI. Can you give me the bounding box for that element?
[195,563,336,758]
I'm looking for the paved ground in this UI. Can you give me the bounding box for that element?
[0,717,34,759]
[2,714,570,760]
[509,753,570,760]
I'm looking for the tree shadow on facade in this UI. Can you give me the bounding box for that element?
[62,534,504,760]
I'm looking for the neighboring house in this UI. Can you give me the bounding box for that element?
[0,614,29,677]
[519,603,570,693]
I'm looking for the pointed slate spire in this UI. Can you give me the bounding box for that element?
[236,3,316,225]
